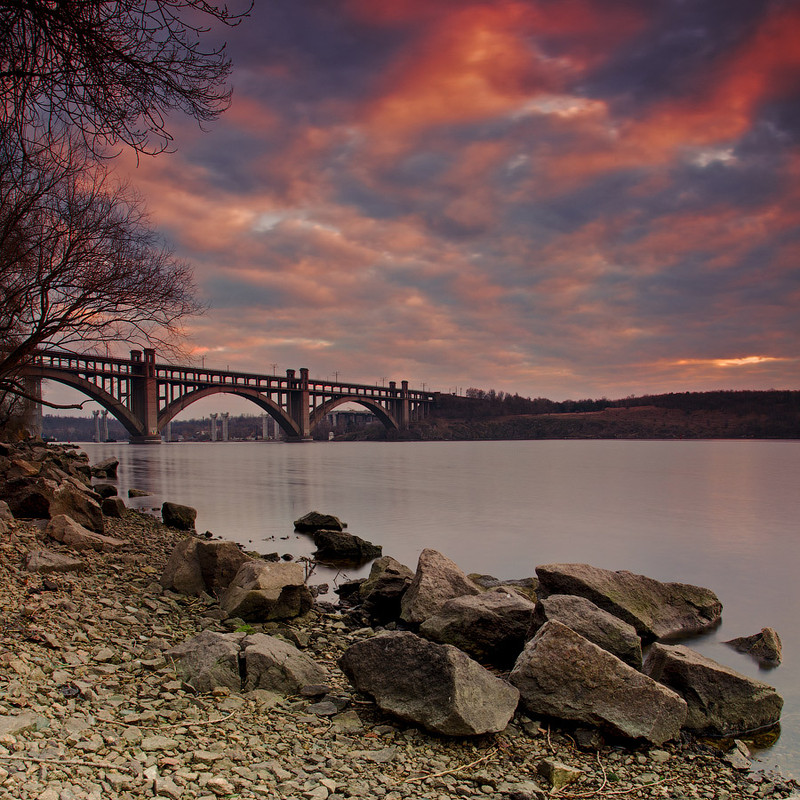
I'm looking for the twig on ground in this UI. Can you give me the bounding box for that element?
[399,748,498,784]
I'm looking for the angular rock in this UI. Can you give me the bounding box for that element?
[101,497,126,518]
[312,529,381,563]
[93,483,118,499]
[339,631,519,736]
[161,501,197,530]
[400,549,481,626]
[294,510,344,532]
[535,563,722,640]
[50,482,104,533]
[161,538,252,596]
[643,643,783,735]
[90,457,119,479]
[510,621,686,744]
[25,549,86,574]
[220,560,313,621]
[0,500,12,521]
[166,630,243,693]
[529,594,642,669]
[359,556,415,624]
[420,589,536,668]
[128,488,150,498]
[537,759,583,792]
[6,480,54,519]
[46,514,125,552]
[725,628,782,667]
[242,633,327,693]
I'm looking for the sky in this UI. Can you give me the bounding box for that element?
[112,0,800,402]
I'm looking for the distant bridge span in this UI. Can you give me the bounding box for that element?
[23,348,437,442]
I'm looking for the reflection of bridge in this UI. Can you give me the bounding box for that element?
[24,348,437,443]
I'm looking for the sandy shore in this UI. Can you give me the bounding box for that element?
[0,503,797,800]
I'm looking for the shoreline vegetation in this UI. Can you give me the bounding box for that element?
[0,440,798,799]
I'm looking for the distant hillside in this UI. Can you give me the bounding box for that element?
[346,390,800,440]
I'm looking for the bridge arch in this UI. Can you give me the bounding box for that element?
[24,367,145,439]
[310,395,399,432]
[159,386,302,439]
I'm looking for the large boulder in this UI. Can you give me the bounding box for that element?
[724,628,782,667]
[242,634,327,693]
[167,630,243,693]
[510,621,687,745]
[160,538,252,596]
[161,501,197,531]
[359,556,415,624]
[528,594,642,669]
[400,549,481,626]
[49,483,104,533]
[643,644,783,736]
[93,483,118,499]
[312,530,381,564]
[535,563,722,640]
[46,514,125,552]
[294,511,344,532]
[420,589,537,668]
[5,481,53,519]
[220,560,313,621]
[339,631,519,736]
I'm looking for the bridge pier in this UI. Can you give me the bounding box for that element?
[129,349,162,443]
[286,368,313,441]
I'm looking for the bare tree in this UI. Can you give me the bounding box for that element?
[0,0,250,158]
[0,138,204,402]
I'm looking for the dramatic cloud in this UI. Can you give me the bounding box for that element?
[110,0,799,401]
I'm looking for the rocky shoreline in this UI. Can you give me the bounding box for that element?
[0,442,798,800]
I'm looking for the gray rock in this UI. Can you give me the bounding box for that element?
[166,630,243,692]
[220,560,313,621]
[161,501,197,530]
[294,511,344,532]
[724,628,782,667]
[46,514,125,552]
[242,633,327,693]
[642,643,783,736]
[159,537,252,596]
[535,563,722,640]
[25,549,85,574]
[510,621,686,744]
[50,482,104,532]
[90,457,119,478]
[529,594,642,669]
[359,556,415,624]
[101,496,126,518]
[0,500,13,521]
[312,529,381,563]
[128,488,150,498]
[339,631,519,736]
[537,759,582,791]
[400,549,481,626]
[420,589,537,668]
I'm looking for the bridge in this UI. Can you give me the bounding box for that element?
[23,348,437,443]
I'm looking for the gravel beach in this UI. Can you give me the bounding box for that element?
[0,506,798,800]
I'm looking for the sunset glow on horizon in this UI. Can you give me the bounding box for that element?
[113,0,799,401]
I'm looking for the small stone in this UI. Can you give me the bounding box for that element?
[141,735,180,751]
[206,776,236,796]
[536,759,583,791]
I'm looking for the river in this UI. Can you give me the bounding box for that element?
[79,439,800,777]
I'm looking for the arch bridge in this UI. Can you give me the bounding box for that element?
[24,348,437,443]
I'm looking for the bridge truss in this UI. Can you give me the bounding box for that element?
[23,348,436,442]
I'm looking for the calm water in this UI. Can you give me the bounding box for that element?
[80,439,800,776]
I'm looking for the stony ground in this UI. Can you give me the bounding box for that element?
[0,510,797,800]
